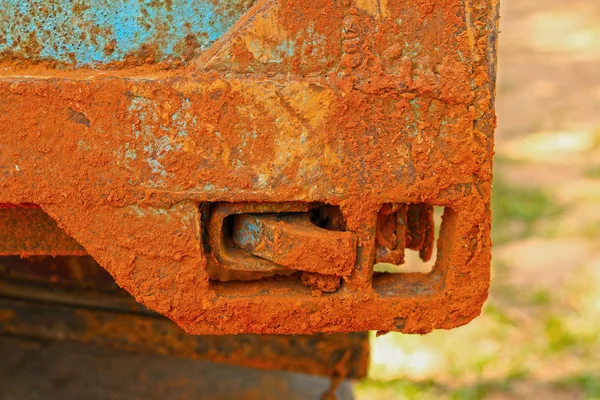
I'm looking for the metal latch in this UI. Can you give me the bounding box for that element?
[232,213,356,276]
[206,203,359,292]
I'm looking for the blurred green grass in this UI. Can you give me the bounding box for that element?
[492,174,562,245]
[585,166,600,180]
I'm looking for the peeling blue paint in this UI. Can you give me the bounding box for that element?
[232,217,262,248]
[125,149,137,160]
[276,40,295,58]
[126,94,199,187]
[0,0,251,65]
[146,158,166,176]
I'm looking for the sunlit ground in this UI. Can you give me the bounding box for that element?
[357,0,600,398]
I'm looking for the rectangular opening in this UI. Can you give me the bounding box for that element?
[202,202,351,294]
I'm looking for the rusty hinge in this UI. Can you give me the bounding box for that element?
[232,213,357,276]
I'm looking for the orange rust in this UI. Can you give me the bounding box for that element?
[300,272,342,294]
[0,256,369,378]
[231,213,357,276]
[0,206,86,256]
[0,0,498,335]
[375,203,407,265]
[405,203,436,262]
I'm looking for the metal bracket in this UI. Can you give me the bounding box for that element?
[0,0,498,335]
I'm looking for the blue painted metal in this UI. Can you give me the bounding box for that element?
[0,0,251,66]
[231,215,262,249]
[230,212,357,276]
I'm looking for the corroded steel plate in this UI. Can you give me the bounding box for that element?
[0,0,498,335]
[0,256,369,379]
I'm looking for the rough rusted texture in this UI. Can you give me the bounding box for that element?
[405,203,436,262]
[0,205,86,256]
[375,203,408,265]
[0,0,255,68]
[0,0,498,335]
[0,256,369,379]
[232,213,356,276]
[300,271,342,294]
[208,202,312,273]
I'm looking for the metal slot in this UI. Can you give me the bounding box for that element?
[206,203,356,293]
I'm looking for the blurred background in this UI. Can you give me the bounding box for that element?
[1,0,598,399]
[358,0,600,398]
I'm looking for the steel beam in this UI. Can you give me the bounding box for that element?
[0,0,499,335]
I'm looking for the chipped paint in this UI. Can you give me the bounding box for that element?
[0,0,254,66]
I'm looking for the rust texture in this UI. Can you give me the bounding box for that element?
[232,213,357,276]
[0,0,498,335]
[0,0,256,68]
[0,256,368,379]
[405,203,436,262]
[0,205,86,256]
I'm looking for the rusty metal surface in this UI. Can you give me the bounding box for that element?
[0,256,369,379]
[405,203,436,263]
[207,202,313,273]
[0,205,86,256]
[0,0,498,335]
[0,298,369,379]
[232,213,357,276]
